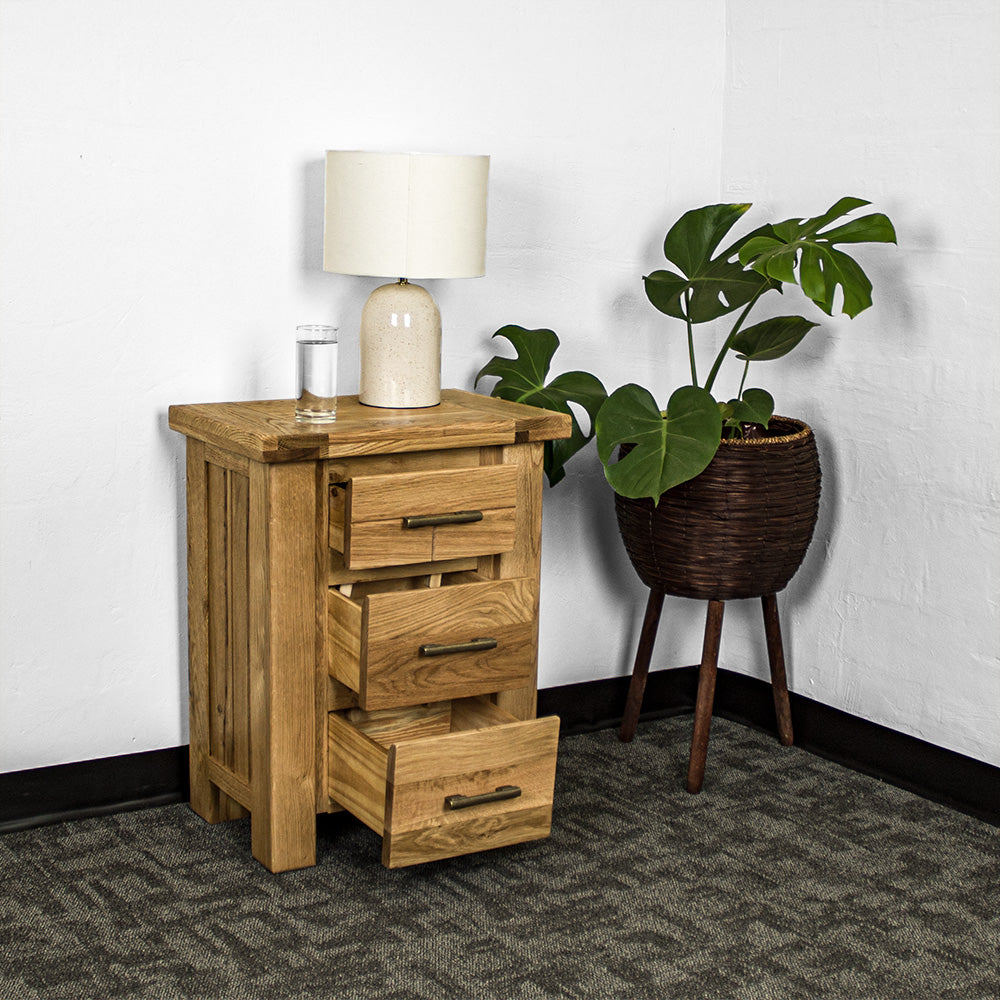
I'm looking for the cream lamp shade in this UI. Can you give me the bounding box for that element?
[323,151,489,408]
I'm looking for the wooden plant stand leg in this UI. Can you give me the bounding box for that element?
[761,593,794,746]
[619,587,666,743]
[686,599,725,794]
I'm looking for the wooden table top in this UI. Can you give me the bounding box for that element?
[168,389,572,463]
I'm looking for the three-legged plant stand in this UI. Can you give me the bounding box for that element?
[618,588,794,793]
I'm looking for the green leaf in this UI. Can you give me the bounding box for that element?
[475,325,559,402]
[728,388,774,427]
[721,388,774,436]
[595,384,722,501]
[818,213,897,245]
[475,325,607,486]
[644,204,774,324]
[739,198,897,318]
[731,316,819,362]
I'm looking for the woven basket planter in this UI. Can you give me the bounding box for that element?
[614,416,821,601]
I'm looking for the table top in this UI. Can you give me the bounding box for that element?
[168,389,572,463]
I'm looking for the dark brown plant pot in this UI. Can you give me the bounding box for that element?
[614,417,821,600]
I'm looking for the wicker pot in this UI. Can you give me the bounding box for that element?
[614,417,821,601]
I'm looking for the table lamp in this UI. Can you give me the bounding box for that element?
[323,150,489,408]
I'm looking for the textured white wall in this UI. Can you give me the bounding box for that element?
[715,0,1000,766]
[0,0,725,770]
[1,0,996,772]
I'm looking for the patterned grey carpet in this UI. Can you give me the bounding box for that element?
[2,716,998,1000]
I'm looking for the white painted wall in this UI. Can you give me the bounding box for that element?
[1,0,996,772]
[715,0,1000,766]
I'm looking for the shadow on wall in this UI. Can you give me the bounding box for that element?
[159,409,192,744]
[792,423,840,607]
[302,158,325,274]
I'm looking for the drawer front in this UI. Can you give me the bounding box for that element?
[328,575,538,710]
[328,698,560,868]
[332,465,518,569]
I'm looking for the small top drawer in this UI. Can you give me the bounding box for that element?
[330,465,518,570]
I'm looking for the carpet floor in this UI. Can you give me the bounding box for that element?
[1,716,998,999]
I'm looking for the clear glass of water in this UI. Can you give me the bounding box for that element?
[295,325,338,422]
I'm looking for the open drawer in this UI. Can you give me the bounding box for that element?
[329,465,518,569]
[328,572,537,710]
[328,697,560,868]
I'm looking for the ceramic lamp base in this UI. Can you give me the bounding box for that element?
[359,280,441,408]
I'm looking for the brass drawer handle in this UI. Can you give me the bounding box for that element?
[403,510,484,529]
[445,785,522,811]
[419,637,498,657]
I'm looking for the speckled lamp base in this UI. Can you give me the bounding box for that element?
[359,281,441,408]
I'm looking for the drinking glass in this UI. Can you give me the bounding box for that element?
[295,325,338,422]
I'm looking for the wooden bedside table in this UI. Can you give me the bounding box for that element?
[168,390,571,872]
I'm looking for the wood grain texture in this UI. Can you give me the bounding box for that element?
[389,709,558,785]
[329,697,559,869]
[340,464,518,569]
[348,466,518,521]
[228,471,251,787]
[382,709,559,868]
[484,442,545,722]
[344,508,515,569]
[327,712,389,833]
[206,463,228,779]
[168,391,570,464]
[383,804,555,869]
[248,460,319,871]
[361,577,537,710]
[328,483,346,552]
[430,508,516,561]
[327,585,363,693]
[206,758,251,811]
[328,576,537,710]
[185,440,218,824]
[328,551,478,587]
[447,390,572,443]
[327,676,360,712]
[175,394,566,870]
[326,446,483,484]
[311,461,333,815]
[341,701,453,744]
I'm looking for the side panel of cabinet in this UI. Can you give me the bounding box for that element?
[186,440,252,823]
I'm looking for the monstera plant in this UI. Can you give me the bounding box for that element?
[477,198,897,500]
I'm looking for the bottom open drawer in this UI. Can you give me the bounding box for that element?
[328,697,560,868]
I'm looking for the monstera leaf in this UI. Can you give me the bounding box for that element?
[739,197,897,317]
[595,384,722,502]
[730,315,819,361]
[475,325,607,486]
[644,203,776,324]
[720,388,774,435]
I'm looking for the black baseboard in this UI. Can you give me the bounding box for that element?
[3,672,997,833]
[0,747,189,834]
[541,667,1000,827]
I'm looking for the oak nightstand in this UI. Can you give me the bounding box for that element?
[169,391,571,872]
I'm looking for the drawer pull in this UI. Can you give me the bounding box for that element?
[403,510,484,529]
[445,785,522,811]
[419,637,498,657]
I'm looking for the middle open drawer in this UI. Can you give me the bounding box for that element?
[328,572,538,710]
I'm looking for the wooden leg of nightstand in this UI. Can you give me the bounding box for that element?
[248,460,319,872]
